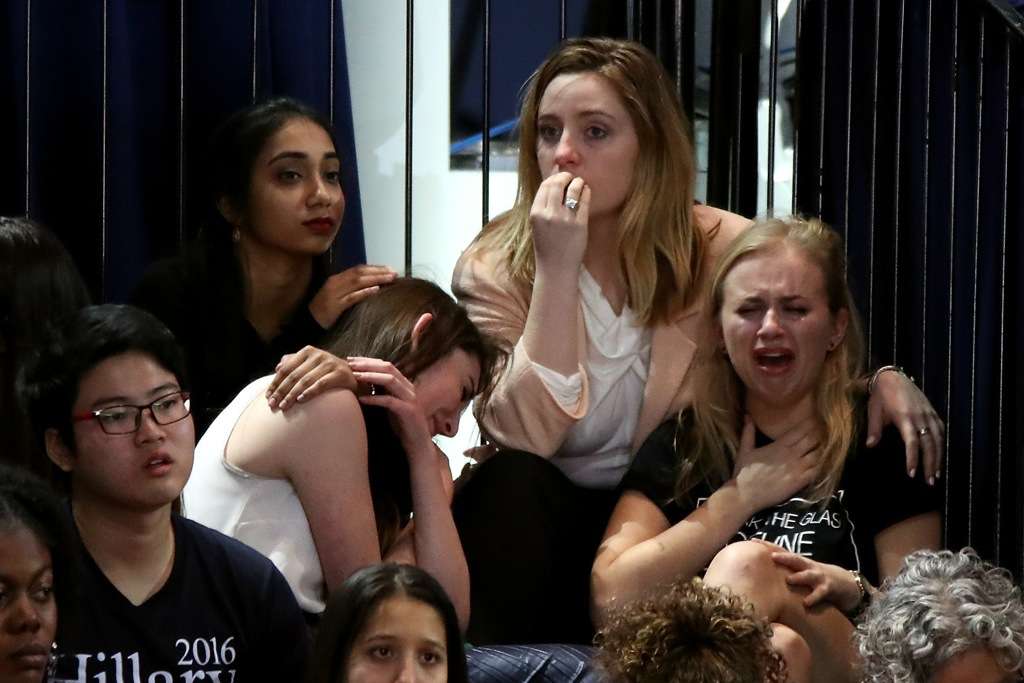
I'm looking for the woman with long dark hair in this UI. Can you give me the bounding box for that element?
[184,278,497,627]
[0,216,90,472]
[133,97,395,434]
[307,564,468,683]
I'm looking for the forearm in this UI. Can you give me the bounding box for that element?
[593,483,752,617]
[407,451,471,630]
[521,264,582,376]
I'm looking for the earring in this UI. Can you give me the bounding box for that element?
[232,226,241,243]
[47,642,58,678]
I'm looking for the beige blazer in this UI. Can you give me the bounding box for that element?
[452,204,750,458]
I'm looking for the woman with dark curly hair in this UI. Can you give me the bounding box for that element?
[596,576,787,683]
[857,548,1024,683]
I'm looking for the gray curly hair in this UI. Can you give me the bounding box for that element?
[856,548,1024,682]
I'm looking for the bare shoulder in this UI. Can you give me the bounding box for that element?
[227,388,364,478]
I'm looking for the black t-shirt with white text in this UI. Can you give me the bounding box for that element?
[619,406,939,585]
[54,513,309,682]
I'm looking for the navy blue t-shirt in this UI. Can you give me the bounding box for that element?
[54,513,309,682]
[620,406,939,585]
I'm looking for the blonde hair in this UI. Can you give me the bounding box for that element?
[474,37,704,325]
[675,216,865,505]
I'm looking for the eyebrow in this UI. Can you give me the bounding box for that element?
[363,634,446,650]
[738,294,808,303]
[267,150,340,165]
[89,383,181,408]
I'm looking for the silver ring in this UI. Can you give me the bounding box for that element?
[564,197,579,211]
[918,426,930,436]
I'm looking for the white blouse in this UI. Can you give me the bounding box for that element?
[532,269,651,489]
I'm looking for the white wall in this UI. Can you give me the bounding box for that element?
[343,1,517,471]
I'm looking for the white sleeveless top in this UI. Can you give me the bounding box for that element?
[183,376,326,613]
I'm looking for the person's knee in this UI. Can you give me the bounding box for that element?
[705,540,779,585]
[771,623,811,683]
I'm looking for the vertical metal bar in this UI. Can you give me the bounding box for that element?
[767,0,779,212]
[674,0,683,93]
[404,0,414,275]
[944,0,960,546]
[816,0,828,215]
[843,0,854,249]
[559,0,567,41]
[329,0,335,125]
[627,0,636,40]
[328,0,336,266]
[922,0,933,389]
[792,0,803,213]
[967,11,985,545]
[866,0,881,361]
[24,0,31,215]
[655,0,664,58]
[638,0,645,41]
[251,0,258,101]
[995,27,1010,566]
[101,0,108,299]
[177,0,186,249]
[892,0,906,360]
[735,57,744,210]
[481,0,491,227]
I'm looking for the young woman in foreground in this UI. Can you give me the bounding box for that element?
[307,564,468,683]
[185,278,496,627]
[451,36,944,644]
[593,217,941,682]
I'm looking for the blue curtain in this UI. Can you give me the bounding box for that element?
[0,0,366,302]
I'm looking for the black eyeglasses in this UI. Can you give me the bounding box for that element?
[72,391,191,435]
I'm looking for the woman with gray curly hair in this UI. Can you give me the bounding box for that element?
[857,548,1024,683]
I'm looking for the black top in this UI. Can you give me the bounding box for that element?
[55,513,309,681]
[132,256,327,436]
[620,405,939,585]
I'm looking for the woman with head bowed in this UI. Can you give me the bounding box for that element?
[185,277,498,629]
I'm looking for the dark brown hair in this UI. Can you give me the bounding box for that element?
[597,577,787,683]
[307,563,468,683]
[323,277,498,394]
